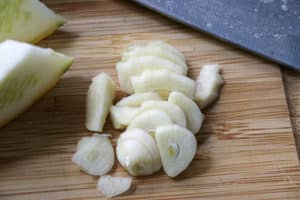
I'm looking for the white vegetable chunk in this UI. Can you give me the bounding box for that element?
[86,73,116,132]
[117,56,186,93]
[195,64,224,108]
[128,109,173,133]
[122,41,187,68]
[139,101,187,128]
[145,41,186,60]
[155,125,197,177]
[168,92,204,134]
[118,128,161,172]
[72,134,114,176]
[110,106,140,130]
[117,137,160,176]
[116,92,162,107]
[97,175,132,198]
[131,70,195,99]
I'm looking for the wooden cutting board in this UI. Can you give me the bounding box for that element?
[1,1,300,199]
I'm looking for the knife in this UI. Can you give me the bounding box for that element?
[133,0,300,71]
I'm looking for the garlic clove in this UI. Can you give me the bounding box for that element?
[155,124,197,177]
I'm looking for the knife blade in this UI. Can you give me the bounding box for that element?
[133,0,300,71]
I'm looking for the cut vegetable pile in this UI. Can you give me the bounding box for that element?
[72,41,224,198]
[0,1,224,197]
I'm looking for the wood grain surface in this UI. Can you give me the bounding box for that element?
[283,69,300,158]
[1,0,300,199]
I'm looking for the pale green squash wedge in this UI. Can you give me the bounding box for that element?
[0,40,73,128]
[0,0,66,43]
